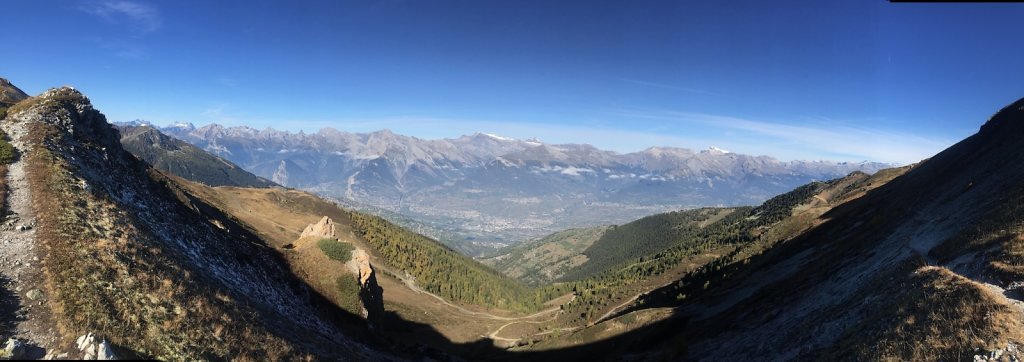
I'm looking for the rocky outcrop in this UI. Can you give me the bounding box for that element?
[1,338,26,359]
[346,247,384,324]
[346,248,374,286]
[300,216,336,239]
[76,332,117,360]
[298,216,384,325]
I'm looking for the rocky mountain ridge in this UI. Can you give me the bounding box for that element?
[157,122,890,252]
[115,124,277,188]
[0,78,28,108]
[161,123,886,180]
[1,87,389,359]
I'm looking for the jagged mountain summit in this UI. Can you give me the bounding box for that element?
[0,78,29,108]
[115,123,277,188]
[158,123,890,252]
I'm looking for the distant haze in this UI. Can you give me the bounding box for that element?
[155,122,890,254]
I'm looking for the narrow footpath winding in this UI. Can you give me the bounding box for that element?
[379,264,580,345]
[0,118,63,359]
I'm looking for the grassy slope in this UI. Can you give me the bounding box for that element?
[175,178,550,310]
[12,89,373,360]
[526,168,908,352]
[180,167,878,345]
[557,179,834,283]
[172,179,583,351]
[571,97,1024,360]
[820,263,1024,360]
[485,226,608,286]
[559,208,743,281]
[166,180,385,314]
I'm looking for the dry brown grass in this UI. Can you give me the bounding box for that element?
[173,180,522,346]
[288,236,365,316]
[824,264,1023,361]
[990,233,1024,284]
[171,179,356,248]
[0,125,11,217]
[15,93,314,360]
[931,176,1024,285]
[170,180,377,316]
[878,267,1022,360]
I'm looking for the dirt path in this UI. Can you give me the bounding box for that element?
[379,264,578,344]
[594,292,644,324]
[391,266,564,321]
[488,312,559,339]
[592,277,676,324]
[487,309,579,342]
[592,264,710,325]
[0,118,62,359]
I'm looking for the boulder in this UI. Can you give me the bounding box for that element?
[76,332,117,360]
[300,216,336,239]
[25,288,43,300]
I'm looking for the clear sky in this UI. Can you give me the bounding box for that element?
[3,1,1024,164]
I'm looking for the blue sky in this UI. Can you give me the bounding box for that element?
[3,1,1024,164]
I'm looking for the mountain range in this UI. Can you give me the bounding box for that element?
[116,124,277,188]
[148,121,890,253]
[2,77,1024,362]
[1,78,1022,360]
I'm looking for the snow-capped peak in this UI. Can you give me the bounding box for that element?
[703,146,731,154]
[481,132,515,142]
[170,122,196,130]
[119,119,153,127]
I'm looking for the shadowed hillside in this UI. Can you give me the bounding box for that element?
[567,97,1024,360]
[116,124,277,188]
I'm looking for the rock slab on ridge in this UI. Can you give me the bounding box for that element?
[300,216,336,239]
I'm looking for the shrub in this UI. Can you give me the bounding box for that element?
[317,238,354,262]
[335,275,363,315]
[0,136,14,164]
